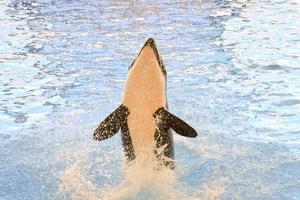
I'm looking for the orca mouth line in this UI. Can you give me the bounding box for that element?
[129,38,167,76]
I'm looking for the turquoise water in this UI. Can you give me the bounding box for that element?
[1,0,300,199]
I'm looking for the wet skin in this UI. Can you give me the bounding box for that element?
[93,38,197,169]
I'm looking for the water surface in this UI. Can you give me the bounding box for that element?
[1,0,300,199]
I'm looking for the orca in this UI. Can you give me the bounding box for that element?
[93,38,197,169]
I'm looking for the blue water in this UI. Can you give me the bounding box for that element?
[1,0,300,199]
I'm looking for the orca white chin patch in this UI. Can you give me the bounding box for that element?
[93,38,197,169]
[123,40,167,155]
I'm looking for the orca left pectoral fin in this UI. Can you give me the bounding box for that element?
[93,104,129,141]
[153,107,198,138]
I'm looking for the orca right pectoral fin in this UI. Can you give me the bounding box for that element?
[154,107,197,138]
[93,104,129,141]
[168,112,198,138]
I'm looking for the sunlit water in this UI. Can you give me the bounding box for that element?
[1,0,300,199]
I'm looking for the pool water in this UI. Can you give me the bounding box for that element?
[1,0,300,199]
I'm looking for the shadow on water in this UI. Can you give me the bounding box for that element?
[0,0,300,199]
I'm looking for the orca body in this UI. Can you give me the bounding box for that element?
[93,38,197,169]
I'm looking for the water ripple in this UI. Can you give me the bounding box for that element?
[0,0,300,199]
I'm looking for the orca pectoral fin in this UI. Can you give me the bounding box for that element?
[153,107,197,138]
[93,104,129,141]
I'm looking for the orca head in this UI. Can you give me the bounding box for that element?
[129,38,166,77]
[123,38,167,110]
